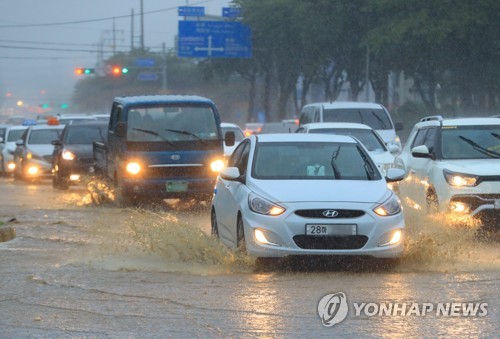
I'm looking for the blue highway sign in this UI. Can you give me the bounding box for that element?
[178,6,205,17]
[178,21,252,58]
[222,7,241,18]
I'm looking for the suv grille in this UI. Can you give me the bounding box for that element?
[147,165,209,179]
[295,209,365,219]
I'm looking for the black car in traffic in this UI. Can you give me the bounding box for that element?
[52,121,107,189]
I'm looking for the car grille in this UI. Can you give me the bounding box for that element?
[147,165,209,179]
[294,209,365,218]
[77,156,94,164]
[293,235,368,250]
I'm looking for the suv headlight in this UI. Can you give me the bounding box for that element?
[443,169,479,187]
[373,194,402,216]
[62,149,75,160]
[248,192,285,216]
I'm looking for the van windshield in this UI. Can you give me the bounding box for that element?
[126,105,219,142]
[322,108,392,130]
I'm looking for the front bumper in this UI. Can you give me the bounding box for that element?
[121,177,216,199]
[242,201,405,259]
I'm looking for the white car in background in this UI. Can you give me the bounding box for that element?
[394,116,500,227]
[297,122,398,175]
[13,124,64,180]
[0,125,29,175]
[220,122,245,157]
[211,133,406,261]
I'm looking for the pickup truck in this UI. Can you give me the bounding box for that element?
[93,95,234,206]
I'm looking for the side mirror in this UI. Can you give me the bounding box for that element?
[224,131,235,147]
[115,122,127,138]
[220,167,241,181]
[395,122,404,132]
[15,139,24,147]
[388,144,400,154]
[411,145,432,159]
[385,168,406,182]
[51,139,62,146]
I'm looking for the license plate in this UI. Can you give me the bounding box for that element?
[305,224,357,236]
[495,199,500,209]
[166,181,188,192]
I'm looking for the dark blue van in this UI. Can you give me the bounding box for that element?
[94,95,233,206]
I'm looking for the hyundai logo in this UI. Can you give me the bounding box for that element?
[170,155,180,161]
[322,210,339,218]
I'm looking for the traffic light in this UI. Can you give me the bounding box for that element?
[111,66,129,76]
[74,67,95,75]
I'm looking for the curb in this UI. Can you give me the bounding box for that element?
[0,226,16,242]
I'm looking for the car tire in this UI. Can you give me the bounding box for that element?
[236,215,246,251]
[114,174,134,208]
[53,171,69,190]
[426,188,439,214]
[211,208,219,237]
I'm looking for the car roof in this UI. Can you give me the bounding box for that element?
[65,121,108,128]
[28,124,64,131]
[416,116,500,128]
[6,125,29,131]
[302,122,373,130]
[114,95,214,106]
[254,133,357,144]
[305,101,384,109]
[221,122,242,129]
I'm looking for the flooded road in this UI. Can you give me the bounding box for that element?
[0,177,498,337]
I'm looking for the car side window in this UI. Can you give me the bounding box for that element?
[236,143,250,176]
[423,127,438,152]
[412,128,428,148]
[314,108,320,122]
[227,141,246,168]
[109,104,123,132]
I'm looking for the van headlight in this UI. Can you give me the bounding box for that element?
[62,149,75,160]
[210,159,225,172]
[443,169,478,187]
[126,162,141,175]
[373,194,401,216]
[248,193,285,216]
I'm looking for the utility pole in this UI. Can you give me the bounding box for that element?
[140,0,144,52]
[130,9,134,51]
[112,17,116,55]
[162,43,167,91]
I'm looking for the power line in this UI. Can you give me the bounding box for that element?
[0,39,130,49]
[0,0,215,28]
[0,45,108,53]
[0,55,95,60]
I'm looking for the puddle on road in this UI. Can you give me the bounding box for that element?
[63,181,500,274]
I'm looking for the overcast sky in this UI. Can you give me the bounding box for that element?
[0,0,231,111]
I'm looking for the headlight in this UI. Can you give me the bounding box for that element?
[210,159,225,172]
[248,192,285,216]
[373,194,402,216]
[62,150,75,160]
[126,162,141,175]
[443,169,478,187]
[26,152,32,160]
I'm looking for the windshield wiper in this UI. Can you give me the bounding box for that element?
[165,128,206,143]
[132,128,175,146]
[356,146,377,179]
[491,132,500,140]
[370,111,388,129]
[330,146,341,179]
[458,135,500,158]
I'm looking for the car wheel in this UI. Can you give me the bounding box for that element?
[53,169,69,190]
[426,188,439,214]
[211,208,219,237]
[114,174,134,208]
[236,215,246,251]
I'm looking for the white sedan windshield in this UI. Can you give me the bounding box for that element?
[252,142,380,180]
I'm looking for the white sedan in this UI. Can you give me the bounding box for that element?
[211,133,406,260]
[296,122,399,175]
